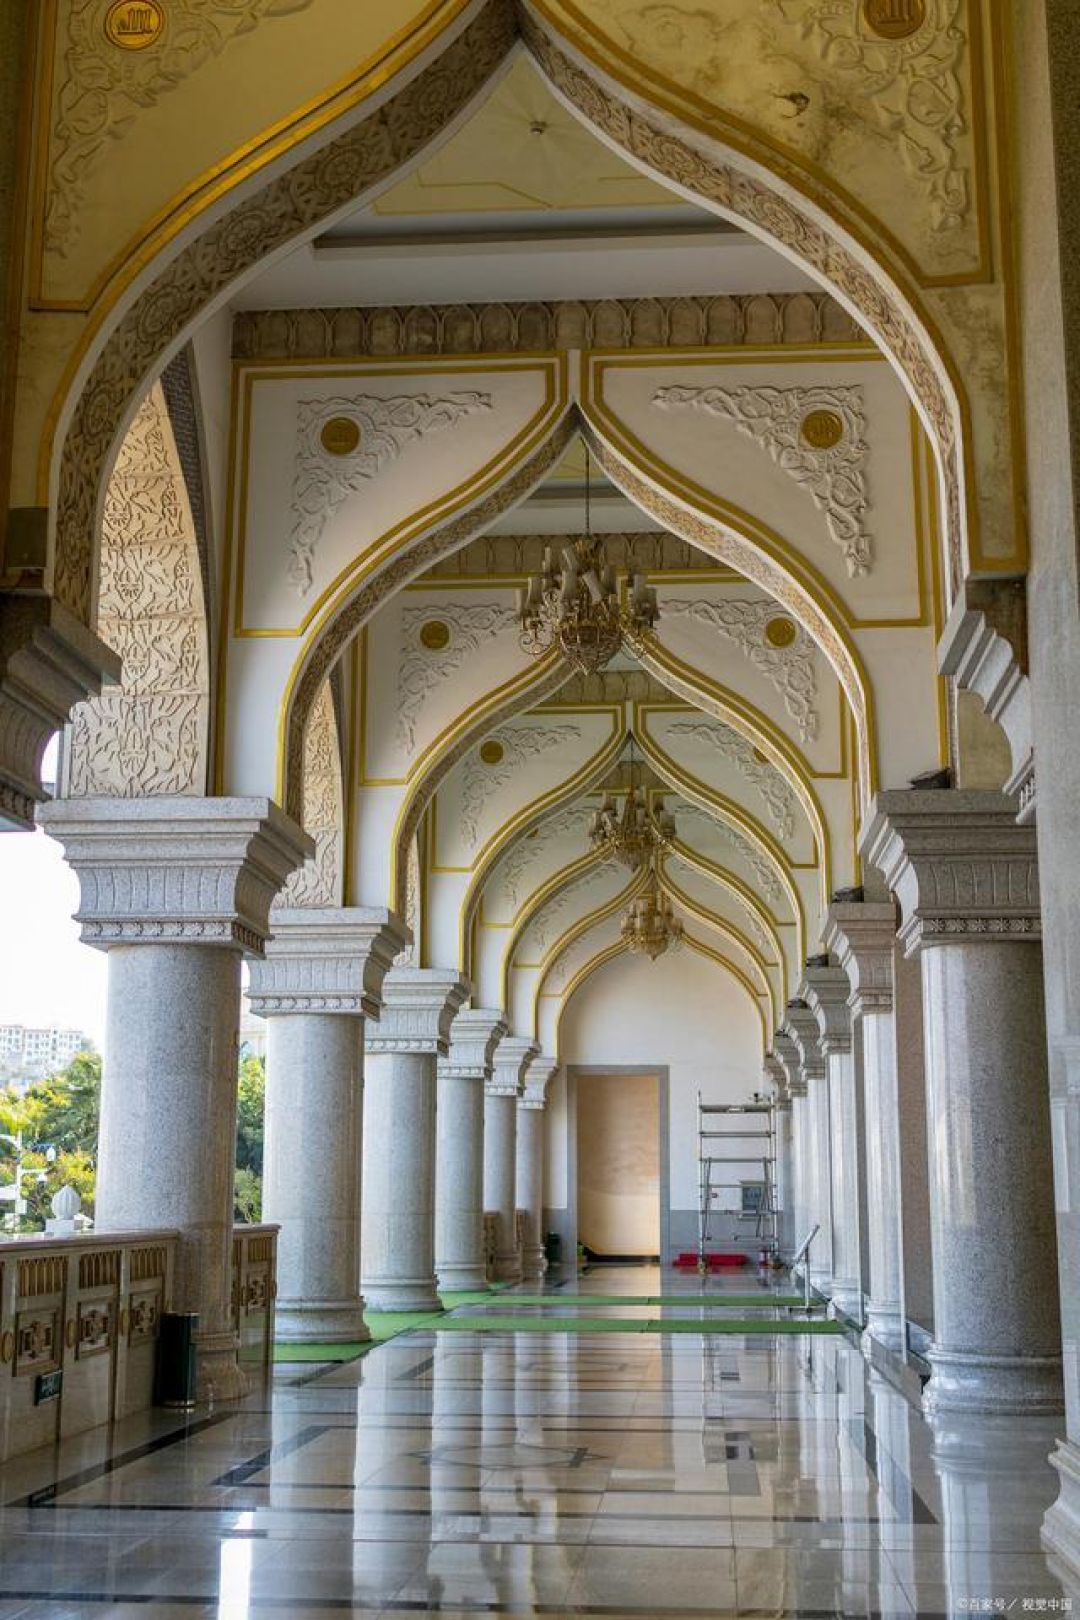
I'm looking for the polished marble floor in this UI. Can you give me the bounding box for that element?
[0,1264,1075,1618]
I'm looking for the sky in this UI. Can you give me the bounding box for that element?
[0,822,108,1048]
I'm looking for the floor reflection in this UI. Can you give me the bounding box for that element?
[0,1263,1074,1617]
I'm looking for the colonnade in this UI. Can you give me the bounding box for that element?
[36,796,558,1393]
[772,787,1063,1421]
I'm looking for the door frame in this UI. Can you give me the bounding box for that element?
[567,1065,671,1264]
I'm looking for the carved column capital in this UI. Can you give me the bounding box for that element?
[247,907,409,1018]
[861,790,1040,958]
[938,577,1033,819]
[782,999,827,1081]
[364,967,470,1057]
[803,962,853,1055]
[36,795,312,954]
[488,1036,539,1099]
[438,1007,509,1082]
[1,594,120,829]
[773,1031,806,1097]
[520,1055,559,1110]
[825,900,898,1016]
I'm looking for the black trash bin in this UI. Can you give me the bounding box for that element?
[544,1231,561,1267]
[155,1312,198,1410]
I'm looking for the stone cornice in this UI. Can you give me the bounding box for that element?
[824,900,898,1016]
[36,795,312,955]
[247,907,409,1019]
[861,790,1040,957]
[489,1036,539,1098]
[803,962,854,1055]
[232,292,860,363]
[365,967,470,1057]
[438,1007,509,1081]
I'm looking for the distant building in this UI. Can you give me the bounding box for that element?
[238,1002,266,1063]
[0,1026,93,1085]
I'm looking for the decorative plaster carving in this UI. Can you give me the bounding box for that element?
[531,864,612,953]
[290,391,493,595]
[66,384,210,799]
[545,931,600,994]
[47,0,319,258]
[56,0,962,645]
[278,680,342,909]
[397,602,515,753]
[395,836,421,969]
[232,291,861,360]
[460,723,582,850]
[667,851,772,954]
[498,806,593,912]
[666,717,797,839]
[662,598,819,743]
[654,383,872,576]
[676,801,784,903]
[770,0,970,236]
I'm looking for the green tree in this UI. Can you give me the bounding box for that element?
[236,1055,265,1175]
[24,1051,101,1156]
[233,1166,262,1223]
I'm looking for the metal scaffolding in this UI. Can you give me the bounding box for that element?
[696,1095,778,1271]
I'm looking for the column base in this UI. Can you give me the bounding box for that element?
[828,1282,863,1321]
[520,1245,546,1281]
[274,1300,371,1344]
[363,1280,441,1313]
[195,1331,249,1403]
[922,1344,1064,1416]
[1043,1440,1080,1580]
[861,1306,905,1358]
[436,1264,490,1293]
[493,1252,522,1284]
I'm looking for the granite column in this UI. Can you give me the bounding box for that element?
[435,1009,507,1292]
[485,1037,537,1284]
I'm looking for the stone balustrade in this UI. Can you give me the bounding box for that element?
[0,1223,278,1464]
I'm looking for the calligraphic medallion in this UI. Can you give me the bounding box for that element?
[420,620,451,651]
[320,416,362,457]
[862,0,927,40]
[764,616,798,650]
[105,1,166,49]
[479,740,505,766]
[800,409,845,450]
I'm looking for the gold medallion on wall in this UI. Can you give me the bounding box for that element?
[104,1,166,50]
[320,417,362,458]
[861,0,927,40]
[800,409,845,451]
[420,620,451,651]
[763,616,798,650]
[480,740,505,766]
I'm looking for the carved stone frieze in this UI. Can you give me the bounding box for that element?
[278,680,342,909]
[654,383,872,576]
[666,716,797,839]
[397,601,515,753]
[661,598,819,743]
[290,392,493,595]
[460,722,582,850]
[47,0,318,258]
[65,383,210,800]
[233,291,861,360]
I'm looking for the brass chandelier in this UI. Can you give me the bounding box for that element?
[588,739,676,871]
[621,868,685,961]
[517,447,660,675]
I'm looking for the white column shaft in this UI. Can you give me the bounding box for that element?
[484,1091,520,1283]
[362,1050,440,1311]
[827,1049,862,1318]
[263,1014,366,1341]
[98,943,244,1398]
[516,1105,546,1280]
[860,1007,904,1350]
[436,1070,487,1291]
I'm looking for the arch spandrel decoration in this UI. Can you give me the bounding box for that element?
[49,0,979,669]
[63,380,210,800]
[278,678,344,909]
